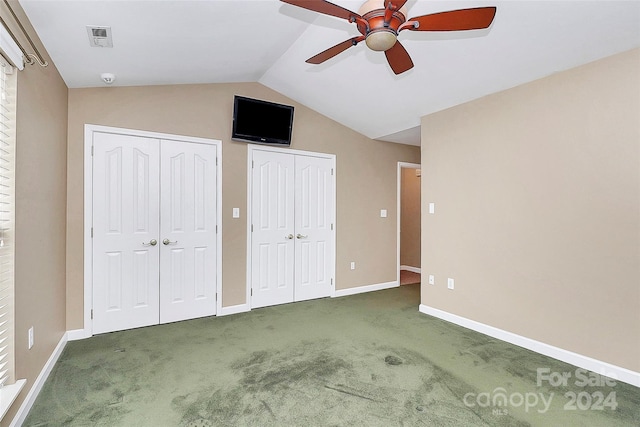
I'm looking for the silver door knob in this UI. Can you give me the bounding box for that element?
[285,234,294,240]
[296,234,308,239]
[163,238,178,245]
[143,239,157,246]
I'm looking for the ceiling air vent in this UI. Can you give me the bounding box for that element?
[86,26,113,48]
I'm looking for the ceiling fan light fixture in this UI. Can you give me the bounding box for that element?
[365,30,397,51]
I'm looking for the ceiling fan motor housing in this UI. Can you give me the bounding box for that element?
[358,1,409,51]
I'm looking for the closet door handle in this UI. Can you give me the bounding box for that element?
[163,239,178,245]
[285,234,294,240]
[296,234,308,239]
[143,239,158,246]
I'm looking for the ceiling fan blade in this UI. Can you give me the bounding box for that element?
[384,0,409,25]
[390,0,409,10]
[281,0,361,22]
[384,41,414,75]
[407,7,497,32]
[306,37,363,64]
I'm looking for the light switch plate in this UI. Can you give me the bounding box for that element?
[380,209,387,218]
[428,275,435,285]
[447,278,455,290]
[232,208,240,218]
[429,203,435,214]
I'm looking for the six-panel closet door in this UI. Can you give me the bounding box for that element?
[251,149,334,309]
[92,132,217,334]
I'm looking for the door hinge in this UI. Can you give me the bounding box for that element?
[331,278,333,286]
[91,145,94,156]
[252,160,254,169]
[91,227,93,238]
[216,225,218,234]
[91,309,93,319]
[251,224,253,232]
[331,168,334,175]
[216,157,218,166]
[331,223,333,231]
[251,288,253,296]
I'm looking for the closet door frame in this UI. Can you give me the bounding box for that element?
[246,144,336,309]
[80,124,222,339]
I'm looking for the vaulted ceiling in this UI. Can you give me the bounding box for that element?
[18,0,640,146]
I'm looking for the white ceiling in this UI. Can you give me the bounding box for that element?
[18,0,640,146]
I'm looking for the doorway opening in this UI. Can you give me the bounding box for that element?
[397,162,421,286]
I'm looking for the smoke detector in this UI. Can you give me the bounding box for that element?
[100,73,116,85]
[86,26,113,48]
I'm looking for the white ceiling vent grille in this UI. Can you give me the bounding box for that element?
[86,26,113,48]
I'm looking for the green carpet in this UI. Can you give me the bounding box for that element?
[24,284,639,426]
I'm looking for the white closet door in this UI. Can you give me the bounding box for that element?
[251,150,295,308]
[93,133,160,334]
[294,155,334,301]
[159,140,218,323]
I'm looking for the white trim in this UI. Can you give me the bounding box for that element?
[83,124,223,338]
[9,333,68,427]
[333,280,398,298]
[245,146,253,310]
[218,303,251,316]
[246,144,337,309]
[214,142,224,316]
[66,328,91,341]
[83,125,94,338]
[419,304,640,388]
[0,380,25,422]
[400,265,421,274]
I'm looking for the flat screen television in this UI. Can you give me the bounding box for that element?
[232,95,294,146]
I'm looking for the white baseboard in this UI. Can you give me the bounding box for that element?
[10,332,68,427]
[400,265,421,274]
[67,328,91,341]
[333,281,398,298]
[419,304,640,388]
[218,303,251,316]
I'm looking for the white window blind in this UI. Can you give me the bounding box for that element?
[0,54,16,390]
[0,53,24,423]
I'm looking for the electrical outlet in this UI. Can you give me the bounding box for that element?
[447,278,455,290]
[28,326,34,349]
[350,262,356,270]
[428,275,435,285]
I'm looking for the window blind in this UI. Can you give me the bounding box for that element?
[0,54,16,391]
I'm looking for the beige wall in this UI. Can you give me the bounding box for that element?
[67,84,420,329]
[400,167,421,268]
[2,1,68,425]
[421,48,640,371]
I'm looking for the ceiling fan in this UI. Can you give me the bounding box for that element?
[281,0,497,75]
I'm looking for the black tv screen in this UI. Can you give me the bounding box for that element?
[232,96,294,146]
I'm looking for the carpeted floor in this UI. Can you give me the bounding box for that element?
[24,284,639,426]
